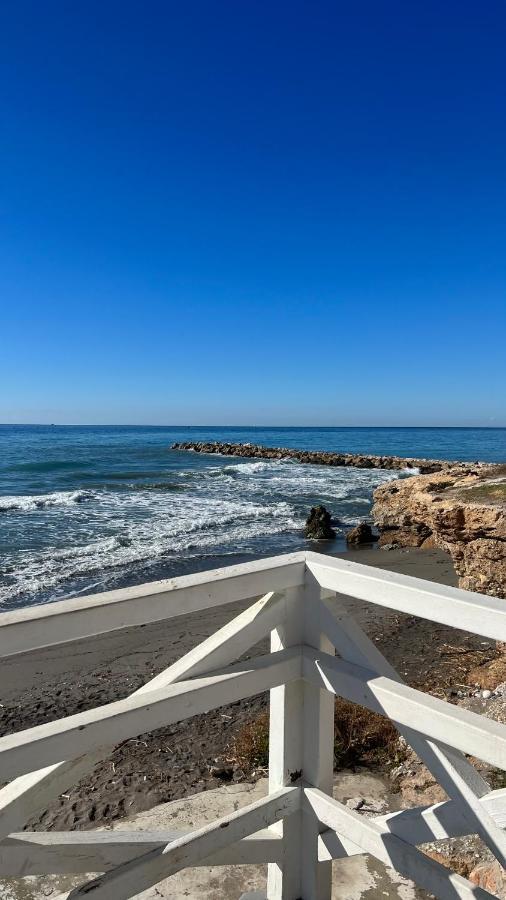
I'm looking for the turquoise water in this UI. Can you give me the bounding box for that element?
[1,426,504,609]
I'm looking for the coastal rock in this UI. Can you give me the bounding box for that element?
[469,862,506,898]
[346,522,378,544]
[373,467,506,598]
[305,505,336,540]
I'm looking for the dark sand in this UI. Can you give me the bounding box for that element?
[0,547,497,832]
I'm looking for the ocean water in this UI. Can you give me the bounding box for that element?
[1,426,504,610]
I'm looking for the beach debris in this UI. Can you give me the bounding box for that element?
[209,764,234,780]
[345,796,388,814]
[304,505,336,540]
[346,522,378,544]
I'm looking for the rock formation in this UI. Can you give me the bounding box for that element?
[373,466,506,597]
[305,505,336,540]
[346,522,378,544]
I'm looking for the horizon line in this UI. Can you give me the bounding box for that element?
[0,423,504,430]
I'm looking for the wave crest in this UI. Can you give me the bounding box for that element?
[0,490,95,512]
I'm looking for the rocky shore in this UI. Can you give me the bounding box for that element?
[173,441,506,599]
[171,440,464,474]
[373,465,506,597]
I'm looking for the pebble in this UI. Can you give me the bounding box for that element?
[346,797,364,810]
[482,690,492,699]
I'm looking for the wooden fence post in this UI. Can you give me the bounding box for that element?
[267,585,304,899]
[300,569,334,900]
[267,574,334,900]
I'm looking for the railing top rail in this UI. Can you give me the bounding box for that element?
[0,552,305,658]
[1,548,503,658]
[306,550,506,642]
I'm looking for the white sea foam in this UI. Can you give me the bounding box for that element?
[222,460,278,474]
[0,491,299,605]
[0,455,404,608]
[0,490,95,512]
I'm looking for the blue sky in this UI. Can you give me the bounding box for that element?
[1,1,505,426]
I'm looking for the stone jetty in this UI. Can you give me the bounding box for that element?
[171,440,461,474]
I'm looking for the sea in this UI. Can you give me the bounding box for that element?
[1,426,505,611]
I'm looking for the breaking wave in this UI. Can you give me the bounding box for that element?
[0,490,95,512]
[0,493,298,605]
[0,448,403,608]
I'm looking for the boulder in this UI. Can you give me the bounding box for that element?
[305,506,336,540]
[346,522,378,544]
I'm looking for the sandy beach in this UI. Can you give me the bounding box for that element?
[0,545,498,834]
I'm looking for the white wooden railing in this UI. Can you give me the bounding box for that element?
[1,550,506,899]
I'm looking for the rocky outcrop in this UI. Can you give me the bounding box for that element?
[373,466,506,597]
[173,440,506,598]
[346,522,378,544]
[172,441,456,474]
[305,506,336,540]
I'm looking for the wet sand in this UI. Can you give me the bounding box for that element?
[0,547,496,832]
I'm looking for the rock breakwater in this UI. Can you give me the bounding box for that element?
[171,441,456,474]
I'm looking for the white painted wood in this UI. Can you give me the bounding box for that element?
[267,585,304,900]
[3,551,506,898]
[316,787,506,858]
[268,575,334,900]
[0,593,286,839]
[0,828,282,875]
[157,590,287,685]
[0,648,302,781]
[0,552,305,657]
[299,571,333,900]
[302,646,506,770]
[317,602,506,867]
[306,550,506,642]
[305,788,495,900]
[318,599,489,793]
[0,575,290,845]
[54,787,300,900]
[0,754,106,843]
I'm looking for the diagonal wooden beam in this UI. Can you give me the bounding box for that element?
[53,786,300,900]
[305,787,495,900]
[156,590,287,684]
[316,599,506,867]
[0,647,302,782]
[0,591,287,840]
[303,637,506,869]
[320,787,506,852]
[302,646,506,770]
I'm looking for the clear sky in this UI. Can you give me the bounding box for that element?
[1,1,505,426]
